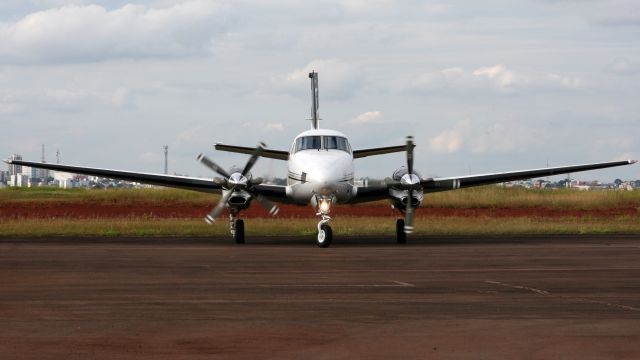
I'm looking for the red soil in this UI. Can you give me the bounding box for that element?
[0,201,637,219]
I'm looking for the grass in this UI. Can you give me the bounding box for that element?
[2,186,639,209]
[0,216,638,237]
[1,187,639,236]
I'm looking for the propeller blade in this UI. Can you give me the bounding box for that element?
[197,153,231,179]
[242,142,266,177]
[253,193,280,216]
[204,191,233,224]
[406,136,414,175]
[405,191,414,234]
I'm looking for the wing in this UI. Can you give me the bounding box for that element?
[421,160,637,193]
[5,159,222,193]
[353,145,407,159]
[215,143,289,160]
[350,159,637,203]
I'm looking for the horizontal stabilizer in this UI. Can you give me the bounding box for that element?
[353,145,409,159]
[215,143,289,161]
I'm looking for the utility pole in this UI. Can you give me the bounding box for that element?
[41,144,45,163]
[56,149,60,164]
[163,145,168,175]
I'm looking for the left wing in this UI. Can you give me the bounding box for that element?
[421,160,637,193]
[351,159,637,203]
[4,160,223,193]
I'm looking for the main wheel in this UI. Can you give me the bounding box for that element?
[234,219,245,244]
[317,224,333,248]
[396,218,407,244]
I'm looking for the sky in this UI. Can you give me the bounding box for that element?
[0,0,639,182]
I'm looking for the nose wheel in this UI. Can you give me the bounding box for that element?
[317,224,332,248]
[316,214,332,248]
[229,209,245,244]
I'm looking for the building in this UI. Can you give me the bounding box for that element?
[7,154,22,178]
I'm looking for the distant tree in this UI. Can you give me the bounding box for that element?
[614,178,623,186]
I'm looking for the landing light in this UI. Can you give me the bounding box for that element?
[319,199,331,213]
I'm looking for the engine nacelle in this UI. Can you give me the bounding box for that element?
[389,167,424,210]
[225,189,252,209]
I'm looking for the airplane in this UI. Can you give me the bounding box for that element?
[4,71,637,247]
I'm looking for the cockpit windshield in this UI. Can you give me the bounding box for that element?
[295,136,322,151]
[294,135,350,153]
[324,136,349,152]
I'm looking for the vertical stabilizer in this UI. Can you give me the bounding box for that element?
[309,71,320,129]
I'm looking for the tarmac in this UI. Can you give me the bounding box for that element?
[1,234,639,359]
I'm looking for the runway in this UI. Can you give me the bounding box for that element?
[1,235,639,359]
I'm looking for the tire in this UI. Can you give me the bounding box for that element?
[396,218,407,244]
[234,219,245,244]
[317,224,332,248]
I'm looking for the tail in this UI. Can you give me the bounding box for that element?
[308,71,320,129]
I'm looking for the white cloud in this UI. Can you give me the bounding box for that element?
[111,87,130,108]
[265,123,284,131]
[429,121,467,153]
[605,58,639,75]
[350,110,382,124]
[429,120,536,154]
[273,59,364,100]
[408,64,582,93]
[0,2,228,64]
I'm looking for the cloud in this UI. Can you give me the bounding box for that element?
[0,2,228,64]
[350,110,382,124]
[273,59,365,100]
[594,14,640,27]
[429,121,467,153]
[111,87,130,108]
[604,58,639,75]
[429,120,536,154]
[407,64,582,94]
[265,123,284,131]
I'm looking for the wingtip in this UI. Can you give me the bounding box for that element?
[196,153,204,161]
[2,159,10,164]
[631,160,638,164]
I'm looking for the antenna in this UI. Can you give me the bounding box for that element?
[308,71,320,129]
[56,149,60,164]
[41,144,46,163]
[163,145,169,175]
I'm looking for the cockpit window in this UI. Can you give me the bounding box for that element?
[293,135,351,153]
[295,136,322,151]
[324,136,350,152]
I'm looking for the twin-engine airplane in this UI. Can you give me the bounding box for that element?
[5,72,637,247]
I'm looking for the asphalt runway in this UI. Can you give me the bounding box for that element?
[1,235,640,359]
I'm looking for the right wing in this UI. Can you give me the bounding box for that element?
[215,143,289,160]
[4,160,222,193]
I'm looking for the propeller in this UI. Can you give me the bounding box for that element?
[197,142,279,223]
[404,136,415,234]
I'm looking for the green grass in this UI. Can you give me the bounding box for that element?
[1,216,638,237]
[0,187,216,204]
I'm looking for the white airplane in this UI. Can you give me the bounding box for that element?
[5,72,637,247]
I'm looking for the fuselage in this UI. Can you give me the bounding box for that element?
[286,128,355,204]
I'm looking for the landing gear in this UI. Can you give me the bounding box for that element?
[317,224,332,248]
[229,209,244,244]
[234,219,245,244]
[396,218,407,244]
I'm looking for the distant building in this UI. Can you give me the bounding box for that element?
[7,154,22,178]
[0,170,7,184]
